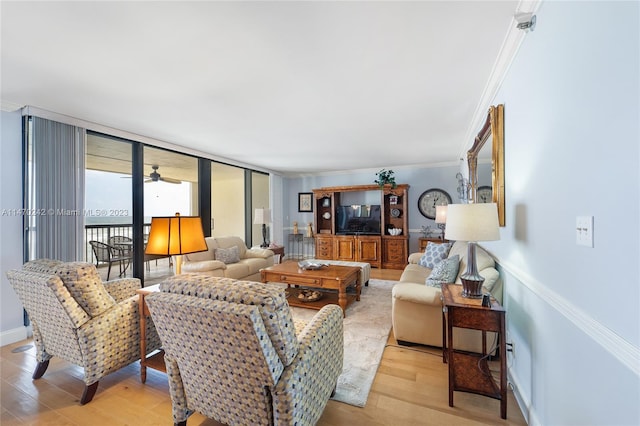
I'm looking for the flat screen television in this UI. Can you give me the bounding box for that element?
[336,205,381,235]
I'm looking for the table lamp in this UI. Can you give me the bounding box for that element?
[444,203,500,298]
[254,208,271,248]
[145,213,208,275]
[435,205,448,240]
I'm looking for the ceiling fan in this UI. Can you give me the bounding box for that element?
[145,165,182,184]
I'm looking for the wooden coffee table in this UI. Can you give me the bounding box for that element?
[260,262,361,317]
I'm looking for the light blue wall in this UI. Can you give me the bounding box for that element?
[282,164,462,254]
[485,1,639,424]
[0,110,28,344]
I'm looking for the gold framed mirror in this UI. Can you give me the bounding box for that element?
[467,104,505,226]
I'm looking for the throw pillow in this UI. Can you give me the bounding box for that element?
[54,262,116,317]
[418,242,453,269]
[215,246,240,264]
[426,254,460,288]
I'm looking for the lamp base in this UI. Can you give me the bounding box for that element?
[261,223,268,248]
[460,274,484,298]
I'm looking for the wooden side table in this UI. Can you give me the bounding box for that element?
[269,245,285,263]
[441,283,507,419]
[137,284,164,383]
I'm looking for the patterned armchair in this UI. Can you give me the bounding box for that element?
[6,259,162,404]
[145,274,344,426]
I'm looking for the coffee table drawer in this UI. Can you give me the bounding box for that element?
[277,275,321,286]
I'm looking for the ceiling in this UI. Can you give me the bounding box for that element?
[1,1,524,176]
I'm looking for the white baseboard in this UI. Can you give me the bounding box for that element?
[0,326,29,347]
[509,367,541,426]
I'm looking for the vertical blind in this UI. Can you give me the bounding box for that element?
[26,117,86,261]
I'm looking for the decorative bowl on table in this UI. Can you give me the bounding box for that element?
[298,260,328,270]
[297,289,323,302]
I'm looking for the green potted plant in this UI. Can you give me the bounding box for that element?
[374,169,397,189]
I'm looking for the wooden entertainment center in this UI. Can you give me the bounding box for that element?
[312,184,409,269]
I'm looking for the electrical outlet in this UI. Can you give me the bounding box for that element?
[576,216,594,247]
[506,331,515,357]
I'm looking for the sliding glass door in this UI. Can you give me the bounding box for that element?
[24,114,270,285]
[84,133,133,278]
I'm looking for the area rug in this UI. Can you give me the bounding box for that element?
[289,278,396,407]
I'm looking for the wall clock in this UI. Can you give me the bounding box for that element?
[477,186,492,203]
[418,188,452,219]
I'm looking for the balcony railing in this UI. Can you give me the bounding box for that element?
[84,223,152,264]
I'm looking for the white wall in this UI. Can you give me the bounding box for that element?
[0,110,28,344]
[485,2,639,424]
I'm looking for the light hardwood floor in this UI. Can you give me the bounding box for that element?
[1,266,528,425]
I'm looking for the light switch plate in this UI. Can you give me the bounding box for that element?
[576,216,594,247]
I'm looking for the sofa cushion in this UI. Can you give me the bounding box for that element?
[426,255,460,288]
[181,259,226,273]
[54,262,116,317]
[400,263,432,284]
[479,267,501,294]
[418,242,452,268]
[215,246,240,264]
[223,262,251,279]
[392,282,442,305]
[243,257,271,275]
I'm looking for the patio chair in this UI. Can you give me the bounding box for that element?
[108,235,133,257]
[89,240,131,280]
[6,259,162,404]
[145,274,344,426]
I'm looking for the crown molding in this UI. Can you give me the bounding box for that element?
[458,0,543,160]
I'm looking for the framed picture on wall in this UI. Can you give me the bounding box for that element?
[298,192,313,212]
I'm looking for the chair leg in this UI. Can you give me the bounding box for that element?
[80,381,99,405]
[32,360,50,379]
[106,263,112,281]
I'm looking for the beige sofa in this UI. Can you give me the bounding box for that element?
[391,241,502,353]
[181,236,274,281]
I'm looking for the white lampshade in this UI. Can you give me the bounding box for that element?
[445,203,500,242]
[253,208,272,225]
[435,205,448,224]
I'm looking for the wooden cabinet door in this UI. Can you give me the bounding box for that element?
[315,235,334,259]
[334,236,356,261]
[356,236,381,268]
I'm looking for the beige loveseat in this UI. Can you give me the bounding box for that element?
[391,241,502,353]
[181,236,274,281]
